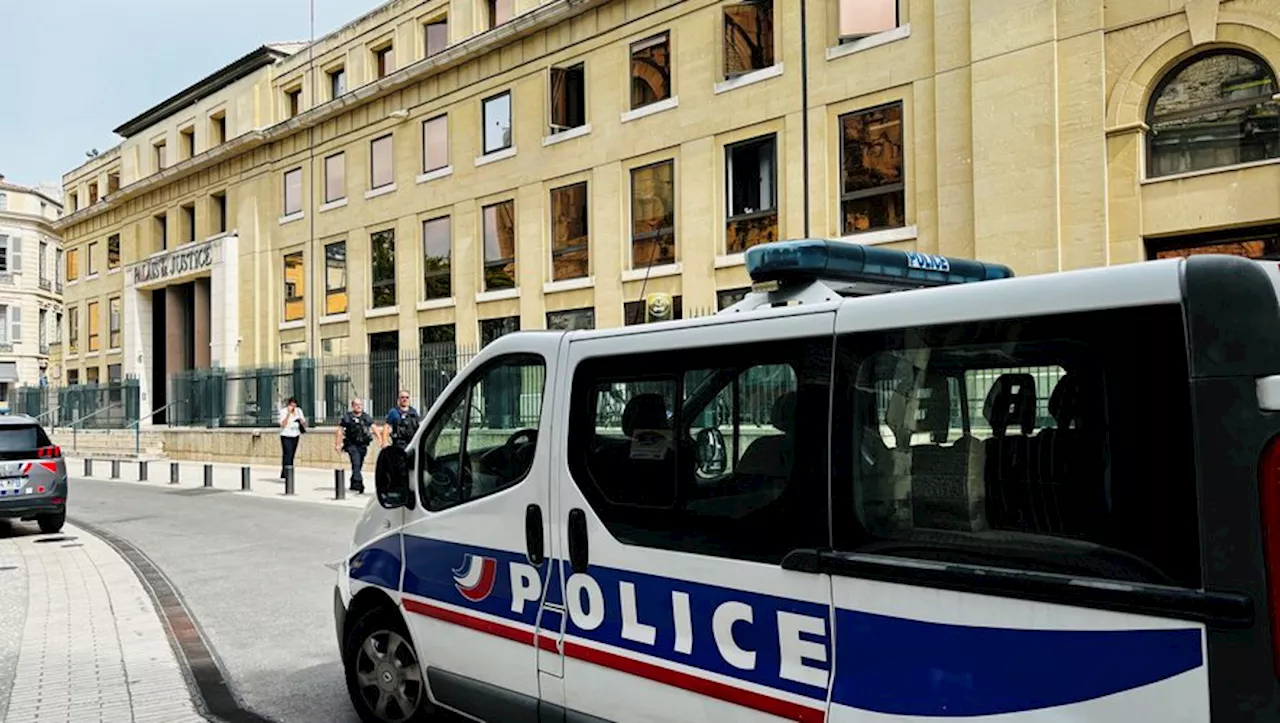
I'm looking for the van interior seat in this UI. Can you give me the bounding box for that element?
[906,374,987,532]
[982,373,1039,530]
[591,392,677,506]
[736,391,796,479]
[1031,373,1105,538]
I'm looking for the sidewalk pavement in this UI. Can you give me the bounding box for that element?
[64,456,373,510]
[0,523,208,723]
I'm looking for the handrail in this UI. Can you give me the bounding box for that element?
[129,400,185,456]
[35,405,60,424]
[61,402,124,454]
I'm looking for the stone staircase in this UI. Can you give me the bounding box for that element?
[48,428,166,459]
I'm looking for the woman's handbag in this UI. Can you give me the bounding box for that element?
[298,417,308,434]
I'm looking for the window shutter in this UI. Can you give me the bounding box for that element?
[550,67,568,128]
[11,306,21,343]
[11,237,21,273]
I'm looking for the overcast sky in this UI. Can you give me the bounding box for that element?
[1,0,382,188]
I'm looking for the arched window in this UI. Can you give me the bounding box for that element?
[1147,49,1280,178]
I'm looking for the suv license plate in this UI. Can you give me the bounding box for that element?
[0,463,22,478]
[0,478,21,491]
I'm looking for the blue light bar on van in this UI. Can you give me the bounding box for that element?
[744,239,1015,290]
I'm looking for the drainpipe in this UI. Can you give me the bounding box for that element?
[800,0,811,238]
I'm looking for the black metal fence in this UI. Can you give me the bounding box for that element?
[168,344,478,428]
[15,378,141,429]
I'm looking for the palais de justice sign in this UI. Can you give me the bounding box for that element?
[126,239,219,287]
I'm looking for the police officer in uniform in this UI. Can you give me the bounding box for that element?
[381,389,422,450]
[334,397,375,493]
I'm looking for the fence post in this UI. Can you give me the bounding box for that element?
[241,466,251,491]
[84,458,92,477]
[335,469,346,500]
[203,464,213,488]
[170,462,180,485]
[139,460,148,481]
[284,466,295,495]
[110,459,120,479]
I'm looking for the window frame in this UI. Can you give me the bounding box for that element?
[838,0,900,43]
[370,134,395,190]
[284,167,303,215]
[324,240,348,315]
[723,1,775,78]
[374,44,395,79]
[725,133,779,254]
[324,152,346,203]
[370,228,398,308]
[425,17,449,56]
[87,241,99,276]
[87,300,100,353]
[108,296,121,350]
[482,200,517,291]
[283,251,305,322]
[66,247,79,282]
[107,234,120,270]
[481,91,513,155]
[422,115,449,173]
[549,63,587,133]
[629,159,677,269]
[838,101,906,235]
[417,352,548,512]
[422,215,452,301]
[550,181,589,281]
[329,67,347,99]
[629,32,672,110]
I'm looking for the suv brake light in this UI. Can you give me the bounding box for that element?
[36,445,61,459]
[1258,436,1280,679]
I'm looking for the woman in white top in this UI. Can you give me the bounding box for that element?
[279,396,306,478]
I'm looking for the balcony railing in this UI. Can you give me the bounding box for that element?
[0,342,16,353]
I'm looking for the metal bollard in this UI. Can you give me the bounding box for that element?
[170,462,180,485]
[203,464,213,488]
[110,459,120,479]
[335,469,346,500]
[84,458,93,477]
[139,460,148,481]
[240,466,251,491]
[284,466,295,495]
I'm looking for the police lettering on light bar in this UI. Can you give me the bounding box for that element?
[744,239,1015,289]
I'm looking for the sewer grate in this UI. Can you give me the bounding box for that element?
[34,536,77,544]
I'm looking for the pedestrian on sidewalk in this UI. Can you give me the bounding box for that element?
[380,389,421,450]
[335,397,374,494]
[279,397,306,478]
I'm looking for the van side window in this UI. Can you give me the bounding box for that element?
[420,354,546,512]
[568,338,831,563]
[833,304,1201,588]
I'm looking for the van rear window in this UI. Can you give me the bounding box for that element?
[834,304,1201,589]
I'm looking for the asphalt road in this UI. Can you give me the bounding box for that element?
[63,476,364,723]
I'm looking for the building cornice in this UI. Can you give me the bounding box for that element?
[54,0,608,233]
[0,211,62,236]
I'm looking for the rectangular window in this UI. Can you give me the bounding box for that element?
[423,216,451,300]
[324,153,346,203]
[370,229,397,308]
[726,134,778,253]
[425,18,448,56]
[479,316,519,346]
[482,201,516,291]
[717,287,750,310]
[38,309,46,350]
[107,234,120,269]
[421,323,456,347]
[375,45,394,78]
[371,135,395,189]
[108,297,121,349]
[567,336,830,562]
[547,308,595,330]
[211,114,227,145]
[630,160,676,268]
[624,296,683,325]
[422,115,449,172]
[724,1,774,77]
[87,241,99,276]
[550,63,586,133]
[38,241,47,283]
[212,192,227,233]
[69,192,78,212]
[0,236,22,275]
[482,92,513,155]
[155,213,168,250]
[108,172,121,194]
[284,168,303,215]
[834,304,1200,589]
[88,182,99,206]
[0,236,7,273]
[550,182,589,280]
[286,88,302,118]
[840,102,904,234]
[68,307,78,354]
[630,33,671,110]
[839,0,899,41]
[181,127,196,159]
[155,142,167,171]
[283,252,305,322]
[488,0,513,28]
[87,300,100,353]
[330,67,346,99]
[9,306,20,344]
[182,203,196,243]
[66,247,79,282]
[325,241,347,315]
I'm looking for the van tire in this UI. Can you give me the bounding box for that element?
[38,512,65,534]
[343,605,433,723]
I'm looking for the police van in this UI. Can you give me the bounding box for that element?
[334,239,1280,723]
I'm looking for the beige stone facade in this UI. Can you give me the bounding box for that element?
[0,176,63,405]
[53,0,1280,417]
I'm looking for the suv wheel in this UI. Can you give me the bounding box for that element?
[38,511,65,534]
[344,606,431,723]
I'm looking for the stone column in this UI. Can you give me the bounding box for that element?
[122,286,154,423]
[193,277,211,368]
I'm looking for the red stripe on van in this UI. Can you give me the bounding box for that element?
[402,597,826,722]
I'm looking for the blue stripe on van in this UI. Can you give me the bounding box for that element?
[830,609,1203,715]
[349,534,401,590]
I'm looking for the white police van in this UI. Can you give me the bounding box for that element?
[335,239,1280,723]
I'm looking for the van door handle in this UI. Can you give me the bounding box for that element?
[525,503,545,565]
[567,508,588,574]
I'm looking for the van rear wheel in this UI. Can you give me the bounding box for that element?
[344,606,431,723]
[37,511,65,534]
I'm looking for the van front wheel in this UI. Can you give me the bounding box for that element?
[344,606,431,723]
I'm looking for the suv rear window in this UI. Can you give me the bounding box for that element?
[0,425,51,454]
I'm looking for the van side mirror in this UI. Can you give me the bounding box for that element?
[375,446,416,510]
[695,427,727,477]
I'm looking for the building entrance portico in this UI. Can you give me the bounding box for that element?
[123,234,239,425]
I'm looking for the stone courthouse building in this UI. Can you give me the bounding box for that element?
[53,0,1280,424]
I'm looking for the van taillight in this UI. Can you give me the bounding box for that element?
[1259,436,1280,679]
[36,446,60,459]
